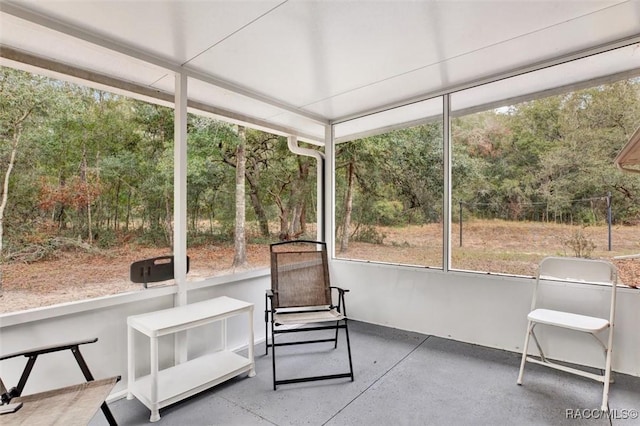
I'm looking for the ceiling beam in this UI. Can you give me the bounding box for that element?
[0,45,324,144]
[0,2,328,126]
[331,34,640,125]
[334,67,640,144]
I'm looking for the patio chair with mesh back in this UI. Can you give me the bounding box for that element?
[265,240,354,390]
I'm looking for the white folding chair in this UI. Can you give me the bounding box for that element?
[517,256,618,411]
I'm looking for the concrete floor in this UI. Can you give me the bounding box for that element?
[91,321,640,426]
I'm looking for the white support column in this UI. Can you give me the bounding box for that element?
[442,94,452,272]
[324,124,335,257]
[174,72,188,364]
[174,72,188,305]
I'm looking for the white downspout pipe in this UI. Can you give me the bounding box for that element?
[324,125,335,257]
[287,136,325,241]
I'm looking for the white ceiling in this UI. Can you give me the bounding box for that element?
[1,0,639,143]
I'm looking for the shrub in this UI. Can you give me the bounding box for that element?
[352,225,385,244]
[561,228,596,258]
[373,200,404,226]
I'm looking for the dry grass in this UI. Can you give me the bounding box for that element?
[2,220,638,313]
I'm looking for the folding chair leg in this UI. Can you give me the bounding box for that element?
[601,327,615,412]
[334,321,340,349]
[344,319,354,381]
[517,320,533,385]
[271,320,277,391]
[72,345,118,426]
[600,372,610,411]
[15,356,37,397]
[265,293,270,356]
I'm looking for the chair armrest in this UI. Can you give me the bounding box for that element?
[265,289,275,322]
[330,287,350,316]
[0,338,98,361]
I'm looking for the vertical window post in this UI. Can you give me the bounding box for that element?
[174,72,188,364]
[174,72,188,306]
[326,124,335,256]
[443,95,452,271]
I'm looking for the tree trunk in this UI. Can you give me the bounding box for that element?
[233,126,248,268]
[1,108,33,255]
[246,179,270,237]
[293,159,309,237]
[275,194,289,240]
[125,188,131,231]
[164,191,173,246]
[340,161,355,253]
[80,144,93,244]
[0,127,21,255]
[114,180,121,232]
[300,203,307,234]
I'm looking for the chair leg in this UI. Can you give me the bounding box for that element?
[271,320,277,391]
[265,293,269,356]
[601,327,615,412]
[265,315,270,356]
[334,320,340,349]
[72,345,118,425]
[344,319,354,381]
[517,320,533,385]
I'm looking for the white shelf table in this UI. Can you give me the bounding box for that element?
[127,296,255,422]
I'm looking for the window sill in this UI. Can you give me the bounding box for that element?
[0,268,271,328]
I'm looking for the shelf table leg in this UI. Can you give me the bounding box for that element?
[149,336,160,422]
[248,306,256,377]
[127,325,134,400]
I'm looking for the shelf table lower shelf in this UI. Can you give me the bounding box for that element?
[129,351,253,410]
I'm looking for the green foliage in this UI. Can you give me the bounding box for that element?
[453,80,640,225]
[2,64,640,261]
[352,225,385,245]
[372,200,404,226]
[95,228,118,249]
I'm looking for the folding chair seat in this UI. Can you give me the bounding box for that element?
[265,240,354,390]
[517,256,618,411]
[0,338,120,425]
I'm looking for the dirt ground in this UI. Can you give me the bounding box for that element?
[1,244,271,313]
[2,221,638,313]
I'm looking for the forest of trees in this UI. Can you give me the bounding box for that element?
[452,81,640,225]
[1,66,639,265]
[334,79,640,249]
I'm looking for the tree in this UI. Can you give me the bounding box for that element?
[0,68,53,255]
[335,135,390,251]
[340,160,355,252]
[233,126,248,268]
[243,130,279,238]
[268,139,318,241]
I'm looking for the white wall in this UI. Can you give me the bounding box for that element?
[331,259,640,377]
[1,260,638,399]
[0,271,272,397]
